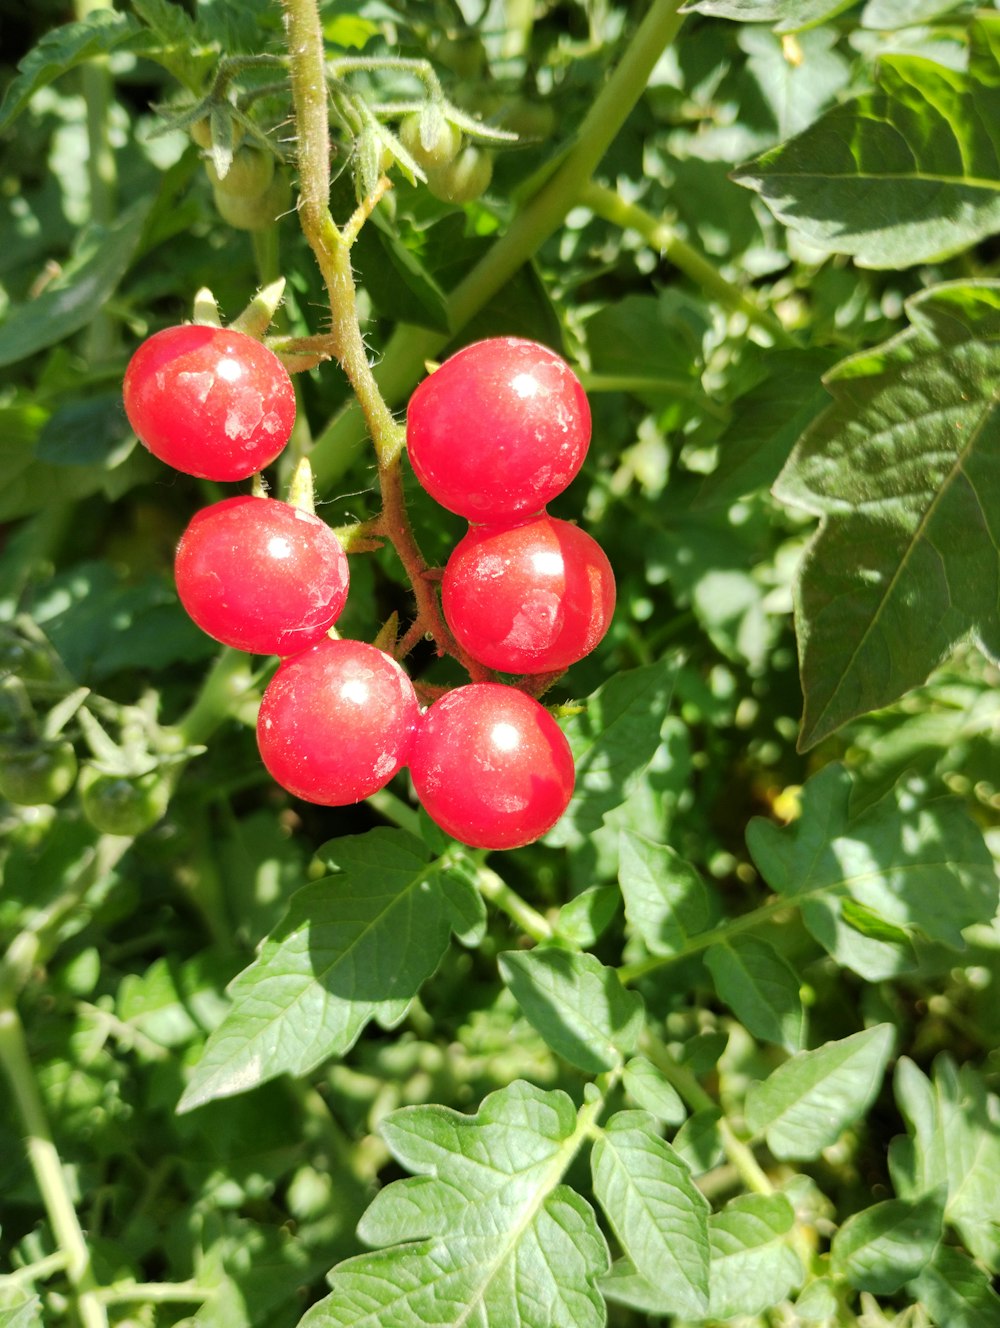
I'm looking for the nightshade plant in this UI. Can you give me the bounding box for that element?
[0,1,998,1326]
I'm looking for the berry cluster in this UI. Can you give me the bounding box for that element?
[123,328,612,850]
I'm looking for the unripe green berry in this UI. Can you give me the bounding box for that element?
[213,171,292,231]
[399,111,463,172]
[427,146,493,204]
[205,145,275,197]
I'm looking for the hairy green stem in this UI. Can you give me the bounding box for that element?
[308,0,688,489]
[474,863,553,942]
[0,1007,107,1328]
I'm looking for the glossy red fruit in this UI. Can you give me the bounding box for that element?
[123,324,295,480]
[442,513,615,674]
[408,683,575,850]
[257,638,419,805]
[405,338,591,522]
[175,497,349,657]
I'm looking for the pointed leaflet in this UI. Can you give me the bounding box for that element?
[830,1192,944,1294]
[622,1057,687,1126]
[909,1246,1000,1328]
[544,660,677,848]
[679,0,857,32]
[888,1055,1000,1269]
[301,1081,609,1328]
[705,935,805,1051]
[707,1194,803,1319]
[591,1110,710,1320]
[733,21,1000,267]
[745,1023,895,1160]
[747,764,998,979]
[498,949,644,1074]
[772,281,1000,749]
[178,831,461,1111]
[618,830,718,956]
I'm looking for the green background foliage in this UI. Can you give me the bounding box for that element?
[0,0,998,1325]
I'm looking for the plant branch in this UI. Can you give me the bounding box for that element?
[0,1006,107,1328]
[308,0,689,490]
[473,861,553,943]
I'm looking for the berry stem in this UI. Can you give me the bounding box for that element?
[307,0,689,490]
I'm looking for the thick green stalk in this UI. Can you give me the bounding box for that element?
[0,1007,107,1328]
[308,0,688,489]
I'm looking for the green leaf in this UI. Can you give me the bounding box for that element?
[544,660,678,848]
[695,350,838,508]
[680,0,858,33]
[436,855,488,947]
[591,1111,710,1319]
[177,831,458,1111]
[705,935,805,1051]
[498,949,644,1074]
[709,1193,803,1319]
[744,1023,895,1160]
[908,1245,1000,1328]
[552,885,620,948]
[840,898,913,947]
[0,1299,43,1328]
[734,28,1000,266]
[0,11,147,132]
[302,1081,609,1328]
[622,1056,687,1126]
[354,211,451,335]
[889,1055,1000,1269]
[618,830,719,956]
[773,281,1000,749]
[0,201,152,369]
[673,1108,725,1174]
[831,1192,944,1294]
[747,764,998,979]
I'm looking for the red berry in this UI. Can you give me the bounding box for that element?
[175,496,350,656]
[257,638,419,805]
[409,683,575,850]
[123,324,295,480]
[405,338,591,522]
[442,513,615,674]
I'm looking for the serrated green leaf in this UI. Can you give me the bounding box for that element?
[772,281,1000,748]
[747,764,998,979]
[544,660,678,848]
[792,1277,840,1320]
[888,1055,1000,1269]
[673,1108,725,1174]
[437,856,488,947]
[680,0,857,33]
[745,1023,895,1160]
[0,1299,43,1328]
[303,1081,609,1328]
[705,935,805,1051]
[177,831,457,1111]
[0,201,152,369]
[709,1193,803,1319]
[622,1057,687,1126]
[0,11,147,133]
[591,1111,710,1319]
[734,29,1000,266]
[908,1245,1000,1328]
[499,949,644,1073]
[618,830,719,955]
[831,1192,944,1294]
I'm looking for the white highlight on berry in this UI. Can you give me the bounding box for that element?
[267,537,293,560]
[215,357,244,382]
[490,722,520,752]
[510,372,540,399]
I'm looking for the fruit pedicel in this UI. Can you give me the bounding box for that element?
[123,329,615,850]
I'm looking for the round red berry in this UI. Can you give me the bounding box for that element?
[408,683,575,850]
[257,638,419,805]
[405,338,591,522]
[123,324,295,480]
[175,496,350,656]
[442,513,615,674]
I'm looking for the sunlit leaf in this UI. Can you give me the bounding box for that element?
[302,1081,609,1328]
[773,281,1000,748]
[734,24,1000,265]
